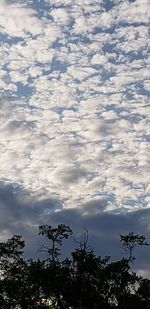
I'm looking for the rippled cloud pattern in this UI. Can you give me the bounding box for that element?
[0,0,150,213]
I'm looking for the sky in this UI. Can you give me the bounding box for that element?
[0,0,150,276]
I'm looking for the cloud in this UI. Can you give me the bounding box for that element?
[51,8,70,25]
[0,0,150,259]
[0,1,43,37]
[0,181,149,274]
[0,181,63,256]
[117,0,150,24]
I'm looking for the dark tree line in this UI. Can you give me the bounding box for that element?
[0,224,150,308]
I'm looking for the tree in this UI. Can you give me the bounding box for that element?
[0,235,43,308]
[0,227,150,309]
[39,224,72,262]
[120,232,149,262]
[38,224,73,308]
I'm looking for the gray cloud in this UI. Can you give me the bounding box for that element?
[0,181,150,274]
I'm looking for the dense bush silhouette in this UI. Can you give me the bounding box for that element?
[0,224,150,308]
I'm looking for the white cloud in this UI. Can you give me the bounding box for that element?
[117,0,150,24]
[0,1,43,37]
[47,0,73,5]
[0,0,149,215]
[143,80,150,91]
[51,8,70,25]
[91,53,107,65]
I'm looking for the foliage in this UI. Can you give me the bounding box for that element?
[120,232,149,262]
[0,225,150,308]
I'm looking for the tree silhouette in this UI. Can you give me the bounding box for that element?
[39,224,72,262]
[0,226,150,308]
[120,232,149,262]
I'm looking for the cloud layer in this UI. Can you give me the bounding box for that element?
[0,182,150,276]
[0,0,150,273]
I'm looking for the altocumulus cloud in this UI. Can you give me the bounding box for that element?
[0,0,150,274]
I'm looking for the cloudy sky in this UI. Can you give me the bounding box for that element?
[0,0,150,275]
